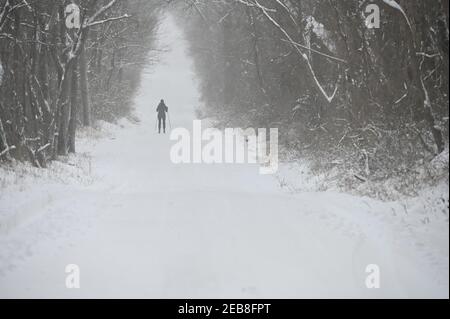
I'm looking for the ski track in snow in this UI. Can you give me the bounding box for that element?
[0,15,448,299]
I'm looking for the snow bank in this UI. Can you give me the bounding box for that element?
[275,155,449,297]
[0,119,137,236]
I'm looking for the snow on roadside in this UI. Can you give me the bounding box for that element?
[0,119,137,276]
[0,156,93,234]
[0,119,141,234]
[275,155,449,296]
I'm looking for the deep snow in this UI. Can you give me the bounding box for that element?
[0,15,448,299]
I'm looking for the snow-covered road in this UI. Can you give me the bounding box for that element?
[0,15,448,299]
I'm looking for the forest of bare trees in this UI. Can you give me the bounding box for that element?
[176,0,449,190]
[1,0,449,192]
[0,0,162,167]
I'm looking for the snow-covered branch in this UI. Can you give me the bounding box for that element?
[85,14,131,28]
[279,38,347,64]
[0,0,27,31]
[85,0,119,27]
[245,0,340,103]
[0,0,10,31]
[382,0,413,34]
[0,145,16,157]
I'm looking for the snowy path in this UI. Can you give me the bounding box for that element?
[0,16,448,299]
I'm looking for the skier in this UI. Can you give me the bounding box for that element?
[156,99,169,134]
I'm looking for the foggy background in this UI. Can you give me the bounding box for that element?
[0,0,448,299]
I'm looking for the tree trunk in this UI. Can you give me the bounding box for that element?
[405,23,445,154]
[80,44,91,126]
[0,115,12,160]
[222,12,235,106]
[68,63,78,153]
[56,65,73,156]
[246,7,265,93]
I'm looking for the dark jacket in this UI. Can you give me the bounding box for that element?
[157,102,168,116]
